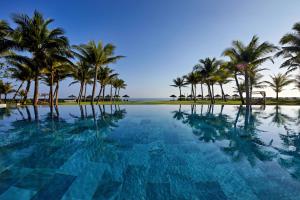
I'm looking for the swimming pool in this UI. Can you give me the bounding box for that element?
[0,105,299,200]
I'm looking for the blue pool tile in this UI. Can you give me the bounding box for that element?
[0,186,36,200]
[119,165,148,199]
[194,181,227,200]
[62,162,106,200]
[14,170,54,190]
[18,146,61,168]
[92,171,122,200]
[146,182,171,200]
[214,164,259,200]
[0,167,31,194]
[31,173,76,200]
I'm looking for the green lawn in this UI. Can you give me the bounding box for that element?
[3,98,300,106]
[58,99,300,105]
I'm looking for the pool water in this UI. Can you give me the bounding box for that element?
[0,105,299,200]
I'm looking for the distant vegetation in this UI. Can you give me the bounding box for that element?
[171,23,300,105]
[0,11,126,106]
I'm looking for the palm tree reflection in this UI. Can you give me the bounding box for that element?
[173,105,275,165]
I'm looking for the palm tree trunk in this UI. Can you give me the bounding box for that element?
[211,83,215,103]
[102,86,106,101]
[207,82,213,104]
[49,72,54,107]
[33,74,39,106]
[234,73,244,104]
[4,94,7,103]
[201,83,204,100]
[114,87,117,101]
[220,83,226,102]
[193,84,197,102]
[23,80,31,105]
[91,66,99,104]
[84,82,87,102]
[179,87,182,101]
[78,81,83,104]
[110,85,113,102]
[276,92,279,102]
[245,71,251,105]
[191,84,194,100]
[13,81,24,101]
[55,81,59,106]
[97,85,103,104]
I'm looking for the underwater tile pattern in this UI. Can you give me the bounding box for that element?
[0,105,300,199]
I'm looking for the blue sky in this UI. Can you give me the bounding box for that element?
[1,0,300,98]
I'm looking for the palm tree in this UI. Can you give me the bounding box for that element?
[44,59,71,106]
[69,61,93,103]
[277,22,300,73]
[111,78,126,101]
[44,49,71,107]
[295,75,300,91]
[18,89,26,103]
[221,61,245,104]
[249,71,266,98]
[53,63,72,106]
[194,57,221,104]
[97,66,118,103]
[214,67,231,101]
[265,73,293,101]
[184,72,199,102]
[12,11,69,106]
[0,20,14,55]
[1,82,14,102]
[115,78,126,98]
[7,59,34,101]
[0,80,4,102]
[223,36,277,105]
[73,41,123,104]
[171,77,186,100]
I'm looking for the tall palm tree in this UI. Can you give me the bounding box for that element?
[53,62,72,106]
[171,77,186,100]
[194,57,221,104]
[114,78,126,98]
[214,67,231,101]
[97,66,118,103]
[12,11,69,106]
[221,61,245,104]
[223,36,277,105]
[73,41,123,104]
[265,73,293,101]
[249,71,266,98]
[69,61,93,103]
[108,76,118,102]
[44,48,71,107]
[184,72,199,102]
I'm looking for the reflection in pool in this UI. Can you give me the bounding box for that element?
[0,105,299,199]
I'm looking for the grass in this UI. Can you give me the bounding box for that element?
[3,98,300,106]
[58,99,300,105]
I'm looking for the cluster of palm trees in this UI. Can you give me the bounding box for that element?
[0,11,127,106]
[172,22,300,105]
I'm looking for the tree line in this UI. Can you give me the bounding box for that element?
[0,11,126,106]
[171,23,300,104]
